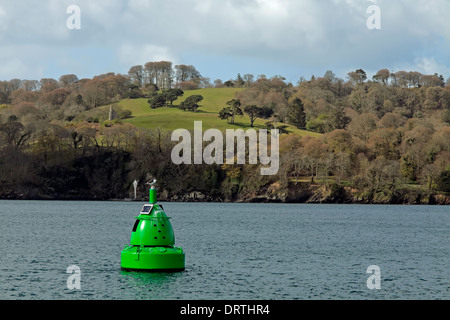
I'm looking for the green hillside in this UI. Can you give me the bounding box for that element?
[115,88,320,136]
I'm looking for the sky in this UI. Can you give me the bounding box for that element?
[0,0,449,84]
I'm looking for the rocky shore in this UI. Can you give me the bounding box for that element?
[156,183,450,205]
[1,182,449,205]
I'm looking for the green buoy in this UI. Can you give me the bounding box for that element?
[121,180,185,272]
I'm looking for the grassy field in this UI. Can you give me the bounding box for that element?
[112,88,320,137]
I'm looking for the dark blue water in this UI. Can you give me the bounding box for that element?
[0,201,448,300]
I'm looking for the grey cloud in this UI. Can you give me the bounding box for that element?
[0,0,448,80]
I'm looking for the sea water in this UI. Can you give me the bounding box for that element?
[0,201,448,300]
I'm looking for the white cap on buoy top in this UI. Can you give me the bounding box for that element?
[148,179,157,189]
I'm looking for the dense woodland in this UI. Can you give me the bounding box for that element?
[0,62,449,204]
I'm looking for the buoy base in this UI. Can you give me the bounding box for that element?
[120,245,185,272]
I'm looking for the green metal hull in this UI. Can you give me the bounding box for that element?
[121,245,185,272]
[121,185,185,272]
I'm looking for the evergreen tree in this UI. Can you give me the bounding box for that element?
[179,95,203,112]
[219,99,243,124]
[148,94,167,109]
[236,73,245,87]
[244,105,263,127]
[288,98,306,129]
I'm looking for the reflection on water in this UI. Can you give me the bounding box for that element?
[119,271,185,300]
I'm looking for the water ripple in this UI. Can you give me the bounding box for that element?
[0,201,448,300]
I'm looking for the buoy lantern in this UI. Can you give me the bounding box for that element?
[121,181,185,272]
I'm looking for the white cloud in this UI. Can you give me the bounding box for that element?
[0,0,449,80]
[398,57,450,77]
[0,6,7,35]
[0,58,29,79]
[0,48,45,80]
[117,44,178,68]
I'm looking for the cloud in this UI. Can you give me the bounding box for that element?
[395,57,450,77]
[117,44,178,68]
[0,6,8,35]
[0,57,29,79]
[0,0,449,81]
[0,46,45,80]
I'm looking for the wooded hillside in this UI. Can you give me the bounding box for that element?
[0,63,449,204]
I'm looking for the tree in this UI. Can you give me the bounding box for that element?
[372,69,390,85]
[440,89,450,110]
[162,88,184,106]
[0,119,34,147]
[80,79,108,108]
[40,78,59,93]
[148,94,167,109]
[214,79,224,88]
[367,128,402,160]
[348,86,367,112]
[400,125,434,181]
[326,129,355,155]
[174,65,201,84]
[347,113,378,141]
[10,89,39,105]
[306,116,327,133]
[287,98,306,129]
[356,69,367,82]
[378,113,406,129]
[219,107,233,124]
[393,71,410,88]
[236,74,245,87]
[424,87,443,110]
[421,73,445,87]
[408,71,423,88]
[301,136,329,183]
[179,95,203,112]
[328,107,351,130]
[125,84,144,99]
[244,105,262,127]
[40,88,71,106]
[442,109,450,125]
[421,163,441,193]
[0,81,12,104]
[144,61,173,90]
[224,80,235,88]
[221,99,242,124]
[324,70,337,83]
[128,65,144,87]
[437,169,450,192]
[59,74,78,87]
[21,80,40,92]
[348,69,367,84]
[243,74,254,87]
[71,131,83,149]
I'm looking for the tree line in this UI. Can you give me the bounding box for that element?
[0,64,449,203]
[212,69,450,202]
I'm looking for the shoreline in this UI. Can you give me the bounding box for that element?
[1,181,449,205]
[1,195,449,205]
